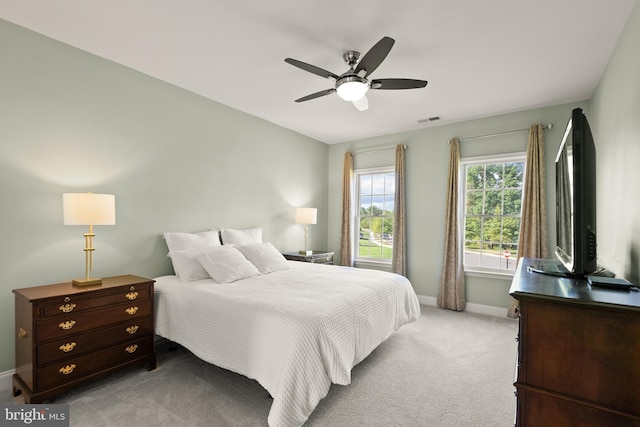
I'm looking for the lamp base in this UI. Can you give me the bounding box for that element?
[72,277,103,287]
[299,250,313,255]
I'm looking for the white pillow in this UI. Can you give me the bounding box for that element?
[220,227,263,246]
[236,243,289,274]
[163,230,221,278]
[167,249,210,282]
[196,246,261,283]
[164,230,221,252]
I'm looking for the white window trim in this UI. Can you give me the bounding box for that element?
[462,151,526,166]
[354,166,395,265]
[460,151,526,277]
[464,267,518,280]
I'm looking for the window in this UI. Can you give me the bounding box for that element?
[462,153,525,274]
[355,168,395,263]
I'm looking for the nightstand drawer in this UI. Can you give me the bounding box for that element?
[283,251,334,264]
[36,336,154,391]
[37,300,153,341]
[310,254,333,264]
[40,283,152,318]
[37,317,154,365]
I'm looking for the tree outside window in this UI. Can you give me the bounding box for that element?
[356,170,394,262]
[463,156,525,272]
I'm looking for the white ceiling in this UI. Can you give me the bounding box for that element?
[0,0,636,144]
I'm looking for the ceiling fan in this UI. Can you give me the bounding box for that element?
[285,36,427,111]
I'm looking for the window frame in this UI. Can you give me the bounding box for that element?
[353,166,395,266]
[460,152,526,278]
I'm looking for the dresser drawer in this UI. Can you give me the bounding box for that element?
[13,275,156,404]
[37,300,153,341]
[36,336,154,391]
[37,317,154,365]
[39,283,152,319]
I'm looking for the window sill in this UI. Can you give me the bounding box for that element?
[464,269,514,281]
[354,260,393,272]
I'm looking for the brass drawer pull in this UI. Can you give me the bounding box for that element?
[59,342,77,353]
[125,291,139,300]
[59,303,77,313]
[18,328,28,339]
[59,364,76,375]
[126,325,139,335]
[125,344,138,354]
[59,320,76,330]
[125,306,139,315]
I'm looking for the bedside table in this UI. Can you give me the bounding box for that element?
[283,251,334,265]
[12,275,157,403]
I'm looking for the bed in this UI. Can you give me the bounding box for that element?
[154,230,420,427]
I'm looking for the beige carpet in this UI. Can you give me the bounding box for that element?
[3,305,518,426]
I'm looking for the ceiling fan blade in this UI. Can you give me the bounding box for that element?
[370,78,428,90]
[355,36,395,77]
[285,58,339,80]
[352,95,369,111]
[295,88,336,103]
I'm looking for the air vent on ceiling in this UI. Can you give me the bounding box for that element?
[417,116,441,124]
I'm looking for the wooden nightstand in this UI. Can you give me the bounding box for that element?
[283,251,334,265]
[12,275,156,404]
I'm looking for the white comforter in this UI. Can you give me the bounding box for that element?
[154,262,420,427]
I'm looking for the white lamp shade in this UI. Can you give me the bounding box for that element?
[63,193,116,225]
[295,207,317,225]
[337,81,369,101]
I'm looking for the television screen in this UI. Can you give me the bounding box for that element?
[554,108,597,276]
[555,122,573,264]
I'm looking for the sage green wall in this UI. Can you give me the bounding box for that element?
[0,20,328,372]
[590,1,640,284]
[328,102,587,310]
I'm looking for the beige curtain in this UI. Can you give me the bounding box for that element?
[508,124,549,317]
[392,145,407,276]
[339,152,354,266]
[437,137,466,311]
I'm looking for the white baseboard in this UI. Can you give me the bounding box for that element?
[0,368,14,394]
[416,294,438,306]
[417,294,508,318]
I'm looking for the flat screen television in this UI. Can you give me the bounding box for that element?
[554,107,597,277]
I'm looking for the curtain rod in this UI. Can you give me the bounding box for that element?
[456,123,553,143]
[354,144,406,154]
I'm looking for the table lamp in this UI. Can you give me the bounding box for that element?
[63,193,116,286]
[295,207,317,255]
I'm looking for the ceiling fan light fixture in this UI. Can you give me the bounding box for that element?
[352,95,369,111]
[336,76,369,101]
[285,36,427,110]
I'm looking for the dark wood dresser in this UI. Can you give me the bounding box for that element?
[283,251,334,264]
[509,258,640,426]
[12,275,156,403]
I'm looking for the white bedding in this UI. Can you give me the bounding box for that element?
[154,261,420,427]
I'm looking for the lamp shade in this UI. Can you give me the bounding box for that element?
[295,207,317,225]
[336,81,369,101]
[63,193,116,225]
